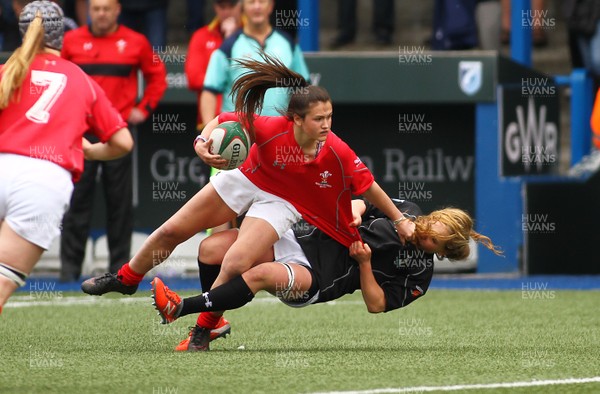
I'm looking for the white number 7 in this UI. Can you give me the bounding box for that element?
[26,70,67,124]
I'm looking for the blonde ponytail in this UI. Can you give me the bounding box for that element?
[0,13,45,109]
[415,207,503,261]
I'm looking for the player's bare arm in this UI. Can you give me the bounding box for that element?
[361,181,415,244]
[350,241,386,313]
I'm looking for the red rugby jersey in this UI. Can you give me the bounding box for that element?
[0,53,127,181]
[61,25,166,120]
[218,112,374,247]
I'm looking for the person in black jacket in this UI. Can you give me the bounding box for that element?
[151,199,501,351]
[563,0,600,86]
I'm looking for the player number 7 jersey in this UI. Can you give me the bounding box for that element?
[26,70,67,124]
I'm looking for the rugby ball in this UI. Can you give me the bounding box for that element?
[209,121,250,170]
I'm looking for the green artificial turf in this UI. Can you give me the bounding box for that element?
[1,290,599,394]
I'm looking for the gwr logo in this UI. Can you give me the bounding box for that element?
[504,97,558,172]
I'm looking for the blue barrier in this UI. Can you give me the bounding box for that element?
[475,103,522,273]
[510,0,532,67]
[298,0,319,51]
[555,69,594,166]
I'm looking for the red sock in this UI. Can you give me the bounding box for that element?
[117,263,144,286]
[196,312,222,329]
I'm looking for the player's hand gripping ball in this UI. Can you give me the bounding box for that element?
[209,121,250,170]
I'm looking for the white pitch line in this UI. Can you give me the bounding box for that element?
[5,295,148,308]
[4,294,365,309]
[308,377,600,394]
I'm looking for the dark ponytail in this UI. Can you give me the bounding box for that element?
[231,51,330,138]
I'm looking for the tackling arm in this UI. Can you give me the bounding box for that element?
[350,241,386,313]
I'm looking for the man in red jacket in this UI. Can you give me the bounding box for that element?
[184,0,241,131]
[59,0,167,282]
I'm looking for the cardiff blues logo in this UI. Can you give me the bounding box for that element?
[458,61,482,96]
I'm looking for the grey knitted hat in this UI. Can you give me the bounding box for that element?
[19,1,65,50]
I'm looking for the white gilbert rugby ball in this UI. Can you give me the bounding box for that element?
[209,121,250,170]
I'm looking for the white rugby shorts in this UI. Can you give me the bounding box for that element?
[210,169,302,238]
[0,154,73,249]
[273,228,311,268]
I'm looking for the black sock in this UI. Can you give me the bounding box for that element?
[198,259,220,292]
[179,275,255,317]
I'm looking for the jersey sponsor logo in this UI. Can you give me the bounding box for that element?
[116,39,127,53]
[315,170,332,188]
[83,42,93,51]
[458,61,482,96]
[354,157,362,167]
[206,40,217,50]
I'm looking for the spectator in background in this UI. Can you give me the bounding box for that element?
[118,0,168,49]
[330,0,394,48]
[431,0,478,50]
[565,0,600,151]
[185,0,241,132]
[564,0,600,84]
[575,0,600,149]
[200,0,309,123]
[59,0,167,282]
[590,89,600,149]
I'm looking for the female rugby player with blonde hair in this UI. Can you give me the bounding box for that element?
[152,199,502,351]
